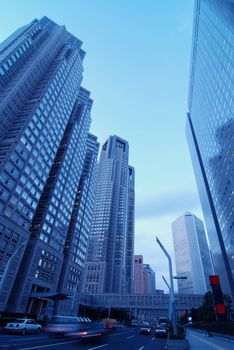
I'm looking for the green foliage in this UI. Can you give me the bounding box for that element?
[192,291,215,322]
[189,292,233,322]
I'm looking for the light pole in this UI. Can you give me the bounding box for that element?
[156,236,177,335]
[0,242,25,290]
[162,275,172,323]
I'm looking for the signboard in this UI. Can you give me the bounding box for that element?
[209,275,226,321]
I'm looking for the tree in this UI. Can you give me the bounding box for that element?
[223,294,233,320]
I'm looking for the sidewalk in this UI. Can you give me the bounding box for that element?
[186,328,234,350]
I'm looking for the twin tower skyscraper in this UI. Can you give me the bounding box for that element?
[0,17,135,316]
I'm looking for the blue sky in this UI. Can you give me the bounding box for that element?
[0,0,203,291]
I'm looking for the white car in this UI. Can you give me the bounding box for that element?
[5,319,42,335]
[155,323,168,338]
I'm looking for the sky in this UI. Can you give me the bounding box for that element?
[0,0,204,291]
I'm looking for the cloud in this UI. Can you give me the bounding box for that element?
[136,189,201,220]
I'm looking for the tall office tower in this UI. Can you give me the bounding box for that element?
[133,255,144,294]
[83,135,135,294]
[53,134,99,316]
[0,17,97,315]
[143,264,156,294]
[172,213,213,294]
[126,166,135,293]
[186,0,234,300]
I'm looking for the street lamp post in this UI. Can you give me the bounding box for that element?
[156,236,177,335]
[0,242,25,290]
[162,275,172,323]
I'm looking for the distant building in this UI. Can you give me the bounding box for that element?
[172,212,213,294]
[134,255,144,294]
[0,17,98,316]
[187,0,234,300]
[83,135,135,294]
[133,255,156,294]
[143,264,156,294]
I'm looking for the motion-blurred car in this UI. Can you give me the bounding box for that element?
[101,318,118,332]
[45,316,85,337]
[155,323,168,338]
[5,319,42,335]
[140,322,151,335]
[66,321,107,340]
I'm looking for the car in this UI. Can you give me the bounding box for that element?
[140,321,151,335]
[5,319,42,335]
[155,323,168,338]
[45,315,85,337]
[66,321,107,340]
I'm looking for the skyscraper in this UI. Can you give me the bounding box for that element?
[172,213,213,294]
[83,135,135,294]
[53,134,99,316]
[186,0,234,300]
[0,17,98,315]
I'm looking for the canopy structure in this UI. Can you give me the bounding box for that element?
[30,292,70,301]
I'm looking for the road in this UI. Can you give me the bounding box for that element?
[0,329,166,350]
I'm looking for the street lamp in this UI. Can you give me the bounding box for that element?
[162,275,172,323]
[162,275,171,291]
[0,242,25,290]
[156,236,177,335]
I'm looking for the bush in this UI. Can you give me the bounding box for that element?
[168,324,185,339]
[189,321,234,336]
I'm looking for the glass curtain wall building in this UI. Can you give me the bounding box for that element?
[186,0,234,300]
[55,133,99,316]
[83,135,135,294]
[0,17,98,315]
[172,213,213,294]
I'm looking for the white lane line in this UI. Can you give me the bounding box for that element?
[138,347,144,350]
[151,337,155,340]
[214,336,234,343]
[127,335,135,339]
[88,344,109,350]
[20,339,79,350]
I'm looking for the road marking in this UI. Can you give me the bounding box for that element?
[151,337,155,340]
[20,339,79,350]
[109,330,134,337]
[10,336,48,341]
[127,335,135,339]
[190,332,227,350]
[214,336,234,343]
[138,347,144,350]
[88,344,109,350]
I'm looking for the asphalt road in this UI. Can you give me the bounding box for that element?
[0,329,166,350]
